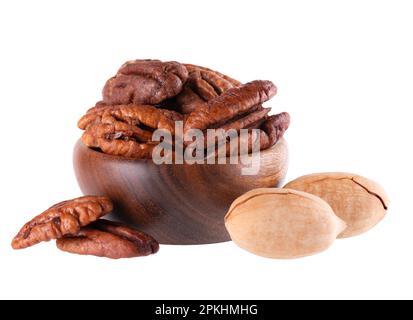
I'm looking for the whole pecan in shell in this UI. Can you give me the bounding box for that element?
[12,196,113,249]
[56,219,159,259]
[102,59,189,105]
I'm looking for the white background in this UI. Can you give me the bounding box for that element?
[0,0,412,300]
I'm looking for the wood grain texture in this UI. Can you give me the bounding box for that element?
[73,139,289,245]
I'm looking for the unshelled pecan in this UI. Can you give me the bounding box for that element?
[12,196,113,249]
[56,219,159,259]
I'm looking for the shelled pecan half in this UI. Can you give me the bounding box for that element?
[56,219,159,259]
[175,64,241,114]
[102,59,189,106]
[183,80,277,141]
[81,122,158,158]
[79,104,181,158]
[12,196,113,249]
[79,104,180,134]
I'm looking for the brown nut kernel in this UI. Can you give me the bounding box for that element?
[284,173,389,238]
[56,219,159,259]
[78,104,178,134]
[183,80,289,155]
[184,80,277,138]
[78,104,182,159]
[12,196,113,249]
[175,64,241,114]
[225,188,346,259]
[102,59,188,105]
[81,122,157,159]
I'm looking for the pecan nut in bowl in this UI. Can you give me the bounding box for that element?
[175,64,241,114]
[12,196,113,249]
[78,104,179,134]
[221,112,290,157]
[260,112,291,148]
[102,59,189,106]
[81,122,158,159]
[78,104,181,159]
[56,219,159,259]
[183,80,284,154]
[184,80,277,135]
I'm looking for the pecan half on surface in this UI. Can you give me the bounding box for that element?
[102,59,188,105]
[56,219,159,259]
[12,196,113,249]
[175,64,241,114]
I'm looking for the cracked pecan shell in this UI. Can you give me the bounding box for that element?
[12,196,113,249]
[102,59,189,105]
[56,219,159,259]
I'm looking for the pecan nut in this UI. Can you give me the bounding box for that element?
[12,196,113,249]
[81,122,157,159]
[260,112,291,148]
[79,60,290,159]
[175,64,241,114]
[183,80,289,156]
[183,80,277,142]
[56,219,159,259]
[212,112,290,157]
[79,104,179,134]
[79,104,181,158]
[102,59,188,105]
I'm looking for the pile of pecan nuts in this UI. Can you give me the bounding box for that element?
[78,59,290,159]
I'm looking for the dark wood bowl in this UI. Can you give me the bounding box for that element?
[73,139,289,245]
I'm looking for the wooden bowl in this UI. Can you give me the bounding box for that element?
[73,139,289,245]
